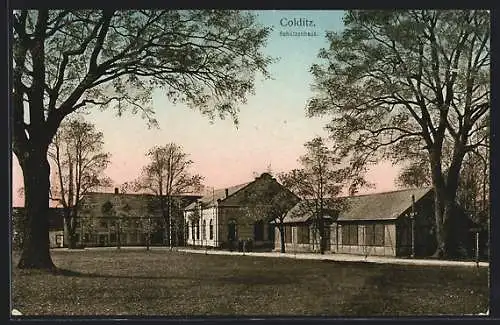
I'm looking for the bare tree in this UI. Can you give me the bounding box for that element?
[280,137,348,254]
[135,144,203,248]
[48,117,111,249]
[12,9,273,269]
[308,10,489,257]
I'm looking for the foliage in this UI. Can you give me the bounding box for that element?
[12,9,273,268]
[308,10,490,257]
[239,173,300,253]
[78,215,95,243]
[456,147,489,223]
[395,157,432,189]
[48,117,112,204]
[134,143,203,246]
[135,144,204,197]
[281,137,347,201]
[396,143,489,224]
[12,9,274,143]
[280,137,348,253]
[11,209,26,250]
[47,117,111,248]
[309,10,489,166]
[101,200,114,216]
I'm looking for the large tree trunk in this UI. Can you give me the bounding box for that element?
[430,145,464,259]
[431,186,446,258]
[17,150,56,270]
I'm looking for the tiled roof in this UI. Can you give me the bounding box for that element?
[282,198,342,223]
[185,182,250,210]
[83,192,200,211]
[283,187,432,223]
[337,187,432,221]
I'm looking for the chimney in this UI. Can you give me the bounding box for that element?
[225,188,229,198]
[114,187,119,194]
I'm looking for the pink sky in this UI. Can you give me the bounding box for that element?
[11,10,402,207]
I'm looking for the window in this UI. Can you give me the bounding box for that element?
[375,224,385,246]
[209,220,214,240]
[284,225,292,243]
[253,220,264,241]
[297,225,310,244]
[196,220,200,240]
[191,221,195,240]
[342,224,358,245]
[365,224,385,246]
[202,220,206,240]
[185,222,189,241]
[228,220,237,241]
[56,235,63,247]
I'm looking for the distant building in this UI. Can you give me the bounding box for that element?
[11,207,65,249]
[277,188,437,257]
[75,189,200,247]
[184,173,299,251]
[12,189,200,249]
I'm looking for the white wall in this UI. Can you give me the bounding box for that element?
[185,206,219,247]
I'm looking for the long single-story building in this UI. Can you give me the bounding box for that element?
[275,187,437,257]
[185,173,299,250]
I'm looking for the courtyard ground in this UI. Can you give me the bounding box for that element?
[11,249,489,317]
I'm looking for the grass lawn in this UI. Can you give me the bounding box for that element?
[11,249,489,317]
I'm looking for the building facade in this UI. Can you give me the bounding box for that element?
[185,173,299,251]
[12,190,200,249]
[73,189,200,247]
[276,188,437,257]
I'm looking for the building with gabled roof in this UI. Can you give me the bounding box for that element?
[276,187,436,257]
[12,189,201,249]
[185,182,251,210]
[75,189,200,247]
[184,173,299,250]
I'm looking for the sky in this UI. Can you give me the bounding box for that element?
[11,10,400,206]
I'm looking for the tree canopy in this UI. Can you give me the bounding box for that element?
[13,10,274,148]
[308,10,490,257]
[12,9,274,269]
[134,143,203,246]
[48,117,111,248]
[135,144,203,197]
[281,137,347,253]
[309,10,489,169]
